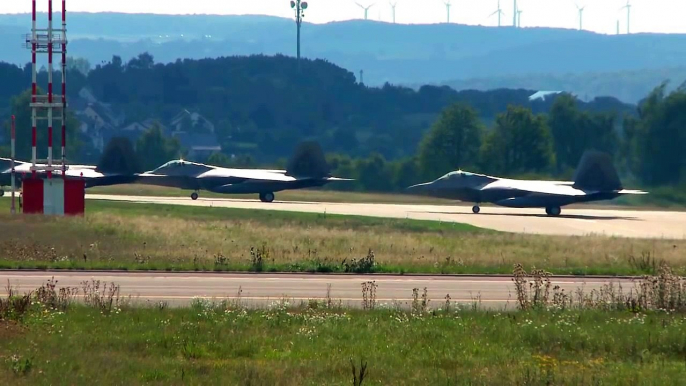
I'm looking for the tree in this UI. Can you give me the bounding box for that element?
[628,84,686,185]
[355,153,394,192]
[66,57,91,75]
[391,157,421,191]
[480,105,555,176]
[417,103,484,179]
[206,152,233,167]
[135,123,182,171]
[547,94,581,172]
[97,137,142,174]
[326,153,357,191]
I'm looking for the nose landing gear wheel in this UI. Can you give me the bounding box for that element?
[259,192,275,203]
[191,192,199,200]
[545,206,561,216]
[472,205,480,214]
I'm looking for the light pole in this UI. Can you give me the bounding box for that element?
[290,0,308,61]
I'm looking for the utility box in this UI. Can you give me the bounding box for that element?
[64,179,86,216]
[21,177,85,216]
[21,178,44,214]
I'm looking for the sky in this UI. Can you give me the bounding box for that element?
[2,0,684,35]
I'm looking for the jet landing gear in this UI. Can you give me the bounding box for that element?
[545,206,561,216]
[259,192,275,203]
[472,205,480,214]
[191,191,199,200]
[0,189,4,198]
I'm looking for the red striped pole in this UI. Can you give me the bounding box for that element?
[31,0,36,104]
[31,0,37,176]
[48,0,54,178]
[11,115,16,214]
[61,0,67,176]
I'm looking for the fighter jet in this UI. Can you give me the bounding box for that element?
[405,150,647,216]
[135,141,352,202]
[0,157,138,197]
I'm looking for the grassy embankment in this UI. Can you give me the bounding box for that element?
[0,199,684,276]
[1,264,686,384]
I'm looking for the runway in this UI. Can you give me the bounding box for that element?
[86,194,686,239]
[0,271,638,310]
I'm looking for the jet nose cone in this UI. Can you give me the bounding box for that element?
[406,182,433,195]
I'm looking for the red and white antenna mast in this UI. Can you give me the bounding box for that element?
[10,115,16,214]
[25,0,69,178]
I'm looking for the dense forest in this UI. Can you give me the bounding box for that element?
[0,53,635,162]
[1,53,684,204]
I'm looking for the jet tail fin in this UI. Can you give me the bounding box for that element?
[286,141,331,178]
[572,150,623,191]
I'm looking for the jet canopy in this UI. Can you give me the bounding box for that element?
[152,160,186,173]
[150,159,211,175]
[436,170,475,180]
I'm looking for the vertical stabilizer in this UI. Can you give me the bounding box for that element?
[286,141,331,178]
[572,150,623,191]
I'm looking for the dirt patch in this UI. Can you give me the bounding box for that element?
[0,320,26,340]
[0,320,26,342]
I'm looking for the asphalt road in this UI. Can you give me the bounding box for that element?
[0,271,638,310]
[87,194,686,239]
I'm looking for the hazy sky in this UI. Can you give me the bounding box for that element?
[2,0,684,35]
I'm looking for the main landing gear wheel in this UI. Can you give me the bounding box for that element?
[472,205,480,214]
[259,192,275,203]
[545,206,561,216]
[191,192,199,201]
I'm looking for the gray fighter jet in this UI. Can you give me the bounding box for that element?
[135,141,352,202]
[406,150,647,216]
[0,157,138,197]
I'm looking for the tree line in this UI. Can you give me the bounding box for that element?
[0,54,636,164]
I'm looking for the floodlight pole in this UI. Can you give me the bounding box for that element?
[290,0,308,62]
[11,115,16,214]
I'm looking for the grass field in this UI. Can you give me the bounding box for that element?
[2,266,686,385]
[0,200,684,276]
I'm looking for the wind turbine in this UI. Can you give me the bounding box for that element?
[512,0,517,27]
[490,0,505,27]
[444,0,452,23]
[389,1,397,23]
[355,2,375,20]
[620,0,631,34]
[575,3,585,30]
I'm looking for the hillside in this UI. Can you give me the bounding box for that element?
[2,13,686,102]
[0,54,636,163]
[434,67,686,105]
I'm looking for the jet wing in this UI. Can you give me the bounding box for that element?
[482,179,588,196]
[0,161,137,189]
[199,168,297,182]
[324,177,355,181]
[618,189,649,195]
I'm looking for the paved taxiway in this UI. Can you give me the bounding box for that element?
[0,271,639,309]
[87,194,686,239]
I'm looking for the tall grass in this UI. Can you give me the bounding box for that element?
[0,202,684,275]
[2,263,686,384]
